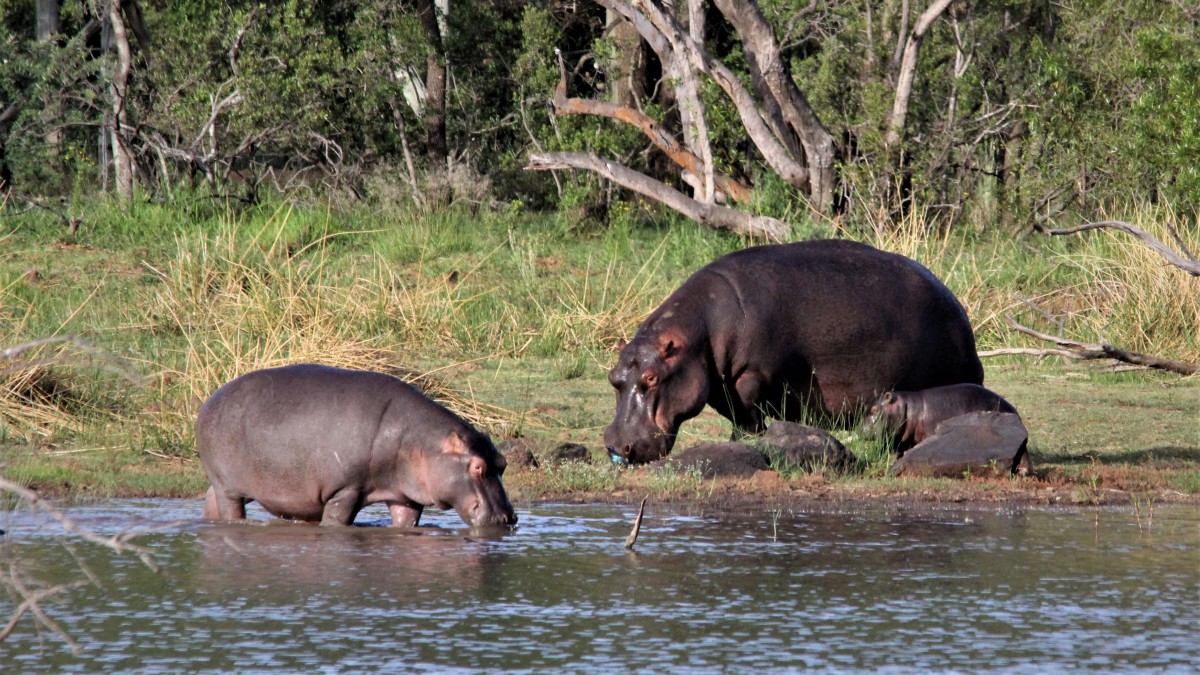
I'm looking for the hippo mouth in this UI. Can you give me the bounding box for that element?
[606,431,677,466]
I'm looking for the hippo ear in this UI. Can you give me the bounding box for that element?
[442,432,471,455]
[469,455,486,479]
[882,391,896,404]
[615,338,628,352]
[657,329,686,363]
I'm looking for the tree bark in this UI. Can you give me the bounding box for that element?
[885,0,953,149]
[416,0,448,170]
[632,0,715,202]
[107,0,135,199]
[526,152,789,240]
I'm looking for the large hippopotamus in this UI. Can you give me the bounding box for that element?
[197,364,516,528]
[863,383,1019,453]
[604,240,984,464]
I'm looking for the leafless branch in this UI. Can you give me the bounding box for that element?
[1,473,171,650]
[0,571,87,651]
[1,335,147,384]
[1004,316,1199,376]
[527,151,788,240]
[1035,220,1200,276]
[0,477,161,571]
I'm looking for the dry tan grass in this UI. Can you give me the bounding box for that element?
[853,202,1200,363]
[141,214,524,447]
[1039,207,1200,362]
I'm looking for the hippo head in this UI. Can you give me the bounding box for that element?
[604,328,709,465]
[429,431,517,528]
[861,391,906,437]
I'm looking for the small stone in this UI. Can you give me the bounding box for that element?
[655,442,769,479]
[545,442,592,465]
[496,438,540,470]
[760,421,853,472]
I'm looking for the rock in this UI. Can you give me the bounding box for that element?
[655,442,770,479]
[496,438,540,470]
[760,421,852,472]
[545,442,592,465]
[890,411,1032,478]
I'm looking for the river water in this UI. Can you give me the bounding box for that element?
[2,500,1197,672]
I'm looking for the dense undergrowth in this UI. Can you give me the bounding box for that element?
[2,198,1198,498]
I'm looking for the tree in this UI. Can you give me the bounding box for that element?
[527,0,840,239]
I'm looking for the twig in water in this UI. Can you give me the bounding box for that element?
[624,497,647,550]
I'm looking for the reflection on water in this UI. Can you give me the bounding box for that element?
[2,500,1198,671]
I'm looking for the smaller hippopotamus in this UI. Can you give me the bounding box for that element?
[197,364,516,528]
[862,383,1018,453]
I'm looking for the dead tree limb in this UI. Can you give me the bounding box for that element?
[978,347,1107,361]
[1004,316,1200,376]
[0,476,166,649]
[1035,220,1200,277]
[527,152,788,241]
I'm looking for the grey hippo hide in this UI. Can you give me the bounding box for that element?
[863,383,1019,454]
[197,364,516,528]
[604,240,984,465]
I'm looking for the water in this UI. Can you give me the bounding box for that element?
[2,500,1197,672]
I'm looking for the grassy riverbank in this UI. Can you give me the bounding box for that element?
[2,200,1198,507]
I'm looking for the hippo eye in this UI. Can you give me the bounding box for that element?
[641,371,658,388]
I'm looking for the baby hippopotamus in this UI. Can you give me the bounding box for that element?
[196,364,516,528]
[863,383,1018,453]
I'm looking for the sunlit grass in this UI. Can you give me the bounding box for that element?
[2,197,1198,499]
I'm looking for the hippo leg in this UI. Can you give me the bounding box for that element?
[388,502,423,527]
[203,487,219,520]
[320,487,365,526]
[730,371,767,435]
[204,486,248,521]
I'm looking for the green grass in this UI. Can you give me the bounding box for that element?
[2,196,1198,501]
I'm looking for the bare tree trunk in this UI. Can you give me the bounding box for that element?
[417,0,448,171]
[36,0,62,162]
[888,0,910,78]
[634,0,715,202]
[599,0,813,200]
[885,0,953,149]
[712,0,836,213]
[105,0,135,199]
[36,0,59,41]
[606,8,645,107]
[388,97,425,206]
